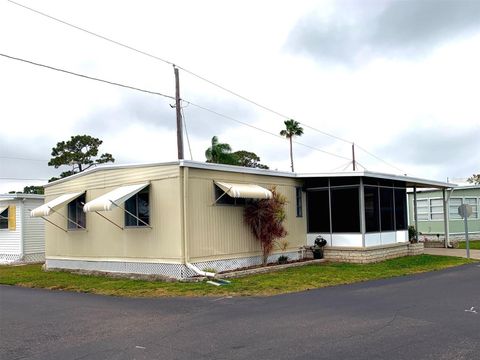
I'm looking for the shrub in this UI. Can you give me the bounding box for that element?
[277,255,289,264]
[408,225,418,243]
[244,186,288,265]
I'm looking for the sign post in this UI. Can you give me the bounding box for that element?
[458,204,473,259]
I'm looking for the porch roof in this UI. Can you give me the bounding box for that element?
[296,170,454,189]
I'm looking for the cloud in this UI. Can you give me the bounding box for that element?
[376,125,479,178]
[286,0,480,65]
[79,93,254,139]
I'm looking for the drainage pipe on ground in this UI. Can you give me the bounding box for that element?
[186,262,216,278]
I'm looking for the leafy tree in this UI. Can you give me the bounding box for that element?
[205,136,237,165]
[280,119,304,172]
[23,185,44,195]
[231,150,269,169]
[48,135,114,181]
[243,187,287,265]
[467,174,480,185]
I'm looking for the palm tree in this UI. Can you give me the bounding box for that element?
[280,119,304,172]
[205,136,236,164]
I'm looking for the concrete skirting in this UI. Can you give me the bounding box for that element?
[323,242,424,264]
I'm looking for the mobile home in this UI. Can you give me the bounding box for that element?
[0,193,45,264]
[33,161,451,279]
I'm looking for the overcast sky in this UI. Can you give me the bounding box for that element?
[1,0,479,193]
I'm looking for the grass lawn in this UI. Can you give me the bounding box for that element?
[457,240,480,250]
[0,255,474,297]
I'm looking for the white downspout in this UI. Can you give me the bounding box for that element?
[185,262,216,278]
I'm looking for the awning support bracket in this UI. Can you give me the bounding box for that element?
[211,185,233,206]
[93,211,124,230]
[49,206,87,231]
[27,209,68,232]
[109,200,152,228]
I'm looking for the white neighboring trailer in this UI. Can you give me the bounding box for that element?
[0,194,45,264]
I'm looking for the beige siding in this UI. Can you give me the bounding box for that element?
[186,168,307,262]
[45,165,183,262]
[47,165,179,196]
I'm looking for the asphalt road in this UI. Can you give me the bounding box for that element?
[1,264,479,360]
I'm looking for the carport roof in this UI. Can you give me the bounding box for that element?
[296,170,454,189]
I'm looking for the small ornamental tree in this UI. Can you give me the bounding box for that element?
[48,135,115,181]
[243,187,287,265]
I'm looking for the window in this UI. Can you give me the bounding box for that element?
[430,199,444,220]
[295,187,303,217]
[0,207,8,229]
[307,190,330,232]
[448,197,462,219]
[125,187,150,226]
[464,198,478,218]
[67,194,86,230]
[416,199,429,221]
[331,187,360,233]
[214,185,248,206]
[364,186,379,232]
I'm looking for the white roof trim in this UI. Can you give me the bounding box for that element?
[214,181,272,199]
[42,160,453,189]
[30,192,84,217]
[83,183,149,212]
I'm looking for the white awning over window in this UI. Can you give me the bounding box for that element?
[214,181,272,199]
[0,205,8,215]
[30,192,84,217]
[83,183,149,212]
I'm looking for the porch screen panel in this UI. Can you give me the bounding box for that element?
[307,190,330,232]
[380,188,394,231]
[364,186,380,232]
[331,187,360,232]
[394,188,407,230]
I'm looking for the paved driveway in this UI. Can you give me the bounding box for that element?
[1,264,479,360]
[424,247,480,259]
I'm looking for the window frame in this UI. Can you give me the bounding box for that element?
[295,187,303,218]
[67,194,87,230]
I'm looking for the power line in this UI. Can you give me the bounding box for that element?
[8,0,404,173]
[7,0,174,67]
[0,156,48,162]
[10,0,352,144]
[2,52,351,162]
[355,144,404,173]
[0,177,48,181]
[184,100,351,162]
[181,105,193,160]
[0,53,175,100]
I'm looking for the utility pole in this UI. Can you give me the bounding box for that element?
[174,66,184,160]
[352,143,356,171]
